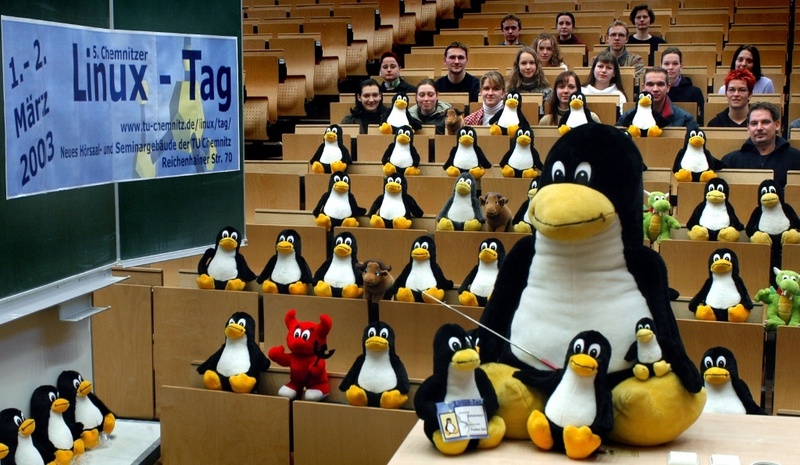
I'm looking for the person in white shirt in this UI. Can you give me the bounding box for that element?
[463,71,506,126]
[581,51,627,114]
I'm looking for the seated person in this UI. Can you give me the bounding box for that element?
[627,4,666,66]
[378,51,416,95]
[617,67,699,130]
[408,78,452,135]
[722,102,800,187]
[506,46,553,104]
[435,41,481,102]
[661,47,705,125]
[717,44,774,94]
[463,71,505,126]
[341,78,390,134]
[535,33,569,71]
[555,12,587,57]
[590,20,646,83]
[539,71,601,125]
[500,14,522,46]
[707,69,755,128]
[582,51,627,114]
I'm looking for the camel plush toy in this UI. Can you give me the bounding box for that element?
[481,192,513,232]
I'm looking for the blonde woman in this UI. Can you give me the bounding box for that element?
[464,71,506,126]
[535,33,568,71]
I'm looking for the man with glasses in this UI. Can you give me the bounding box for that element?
[617,67,698,130]
[707,69,755,128]
[435,41,481,102]
[590,20,645,82]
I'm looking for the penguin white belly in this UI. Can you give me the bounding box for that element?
[446,195,476,223]
[217,338,251,376]
[545,371,597,427]
[271,253,302,284]
[453,146,479,170]
[759,206,791,235]
[75,395,103,429]
[632,107,656,129]
[636,341,663,364]
[405,260,437,290]
[207,249,238,281]
[703,383,746,414]
[388,144,414,168]
[565,109,588,127]
[387,108,409,128]
[48,411,74,449]
[496,108,519,128]
[379,193,407,219]
[320,141,343,164]
[705,273,741,308]
[509,221,652,373]
[680,147,710,172]
[444,369,482,403]
[324,256,357,288]
[323,191,353,219]
[358,351,398,392]
[14,436,45,465]
[470,263,499,297]
[698,203,731,230]
[507,146,534,170]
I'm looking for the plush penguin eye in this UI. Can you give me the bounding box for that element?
[689,130,698,138]
[301,329,311,341]
[637,323,644,331]
[769,186,777,194]
[342,175,350,184]
[344,237,353,246]
[715,356,727,368]
[228,317,236,326]
[464,178,473,186]
[513,92,520,100]
[638,92,646,99]
[588,343,602,359]
[13,415,23,427]
[287,236,295,244]
[368,327,377,338]
[489,242,498,250]
[414,241,429,250]
[723,253,732,261]
[530,179,538,189]
[335,237,344,246]
[402,129,411,137]
[697,130,705,139]
[574,162,592,185]
[331,127,338,134]
[448,337,463,352]
[222,230,230,238]
[467,129,475,138]
[715,184,724,192]
[380,328,390,339]
[572,338,585,354]
[524,129,532,138]
[293,328,302,339]
[459,128,468,137]
[570,94,578,102]
[72,379,80,389]
[712,253,721,261]
[48,392,57,402]
[237,318,247,327]
[333,175,343,183]
[638,323,651,331]
[230,232,238,242]
[551,161,566,182]
[703,356,714,369]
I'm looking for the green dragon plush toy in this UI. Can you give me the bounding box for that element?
[643,191,680,243]
[754,267,800,331]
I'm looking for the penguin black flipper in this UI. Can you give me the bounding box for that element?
[474,144,493,169]
[311,191,331,217]
[734,275,754,310]
[339,354,366,392]
[457,265,480,295]
[380,143,398,165]
[415,375,448,441]
[197,248,216,275]
[745,205,763,238]
[348,192,367,217]
[387,262,413,297]
[432,262,454,291]
[392,353,411,394]
[623,245,703,392]
[478,235,535,365]
[197,345,225,374]
[671,148,687,174]
[732,378,766,415]
[688,278,713,313]
[512,367,561,394]
[726,203,744,231]
[685,201,708,231]
[403,193,424,218]
[443,146,459,172]
[235,254,257,282]
[256,256,279,285]
[366,194,385,217]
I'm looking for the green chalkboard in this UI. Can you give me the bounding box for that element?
[0,1,116,301]
[114,0,244,261]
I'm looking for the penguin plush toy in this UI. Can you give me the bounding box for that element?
[340,321,410,409]
[557,91,594,135]
[29,385,84,463]
[443,127,493,179]
[701,346,766,415]
[672,128,724,183]
[381,126,422,176]
[626,91,666,138]
[688,248,753,322]
[367,173,424,229]
[436,172,485,231]
[746,179,800,247]
[57,370,115,450]
[197,312,271,393]
[477,124,704,446]
[511,177,539,233]
[458,238,505,307]
[389,235,453,303]
[197,226,256,291]
[414,323,505,455]
[687,178,744,242]
[380,93,422,134]
[312,231,363,298]
[624,317,672,381]
[312,171,366,232]
[0,408,57,465]
[257,229,314,295]
[309,124,352,174]
[499,125,542,178]
[516,330,614,459]
[489,91,529,137]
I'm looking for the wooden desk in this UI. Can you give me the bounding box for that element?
[389,414,800,464]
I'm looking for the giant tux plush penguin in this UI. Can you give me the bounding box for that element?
[30,385,84,463]
[489,91,529,137]
[672,128,724,183]
[687,178,744,242]
[380,93,422,134]
[257,229,314,295]
[414,324,505,455]
[381,126,421,176]
[313,231,363,298]
[625,91,666,138]
[340,321,410,409]
[746,179,800,249]
[499,125,542,178]
[0,408,57,465]
[458,238,505,307]
[312,171,366,232]
[197,226,256,291]
[688,248,753,322]
[389,235,453,303]
[477,124,704,446]
[701,346,766,415]
[309,124,352,174]
[57,370,115,450]
[557,91,594,135]
[436,172,485,231]
[443,127,492,179]
[367,173,424,229]
[197,312,271,393]
[517,331,613,459]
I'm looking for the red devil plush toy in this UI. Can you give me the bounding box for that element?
[268,309,334,401]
